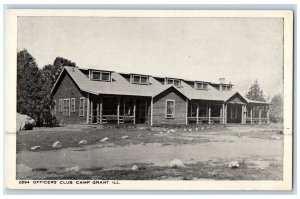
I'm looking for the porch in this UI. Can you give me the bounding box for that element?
[246,104,270,124]
[87,94,151,125]
[187,101,225,124]
[187,100,270,125]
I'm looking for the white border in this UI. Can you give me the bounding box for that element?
[5,9,293,190]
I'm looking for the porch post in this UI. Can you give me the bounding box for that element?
[222,103,225,124]
[123,99,126,117]
[150,97,153,126]
[241,105,244,124]
[267,106,270,124]
[196,103,199,124]
[99,98,103,124]
[250,105,253,124]
[224,104,227,124]
[90,100,93,123]
[117,98,120,125]
[208,103,211,124]
[258,106,262,124]
[185,99,188,125]
[133,98,136,125]
[244,105,247,124]
[96,101,99,124]
[220,104,223,124]
[87,94,90,124]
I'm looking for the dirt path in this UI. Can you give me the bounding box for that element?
[17,133,283,171]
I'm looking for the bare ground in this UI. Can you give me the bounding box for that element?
[16,124,284,180]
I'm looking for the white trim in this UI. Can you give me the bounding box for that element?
[90,70,111,82]
[79,97,85,116]
[150,97,153,126]
[59,99,63,112]
[195,82,208,90]
[71,98,75,112]
[87,94,90,123]
[63,98,70,116]
[222,103,225,124]
[131,74,149,85]
[68,99,71,116]
[186,99,188,125]
[165,99,175,118]
[50,68,66,94]
[165,78,181,87]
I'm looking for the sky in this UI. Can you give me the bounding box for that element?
[17,17,284,98]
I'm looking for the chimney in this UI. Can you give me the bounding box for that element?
[219,78,226,84]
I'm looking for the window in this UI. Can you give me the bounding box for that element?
[91,70,111,81]
[92,72,101,80]
[133,75,140,83]
[167,79,173,84]
[231,106,237,119]
[174,80,180,87]
[131,75,149,85]
[222,85,227,91]
[71,98,75,112]
[79,97,85,116]
[141,76,148,84]
[166,78,181,87]
[63,99,70,116]
[227,86,231,91]
[165,100,175,118]
[59,99,63,112]
[101,72,110,81]
[196,82,208,90]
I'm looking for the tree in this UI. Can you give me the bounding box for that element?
[17,50,77,126]
[246,80,266,102]
[52,56,76,80]
[41,57,76,89]
[269,94,283,123]
[17,49,45,125]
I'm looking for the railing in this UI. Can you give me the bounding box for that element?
[187,116,222,124]
[101,115,134,124]
[246,117,269,124]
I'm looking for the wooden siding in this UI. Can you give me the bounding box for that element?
[52,72,87,124]
[152,88,187,125]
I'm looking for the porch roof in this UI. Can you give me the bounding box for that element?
[247,99,270,105]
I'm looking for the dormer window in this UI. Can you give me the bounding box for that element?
[90,70,111,81]
[131,74,149,85]
[166,78,181,87]
[220,85,232,91]
[195,82,208,90]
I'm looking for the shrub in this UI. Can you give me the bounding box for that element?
[24,123,34,130]
[269,94,283,123]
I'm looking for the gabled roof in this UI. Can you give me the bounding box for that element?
[225,92,249,104]
[247,99,270,105]
[51,66,269,104]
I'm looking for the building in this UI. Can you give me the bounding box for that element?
[51,66,270,126]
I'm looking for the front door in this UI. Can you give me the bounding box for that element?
[227,104,242,123]
[135,99,148,124]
